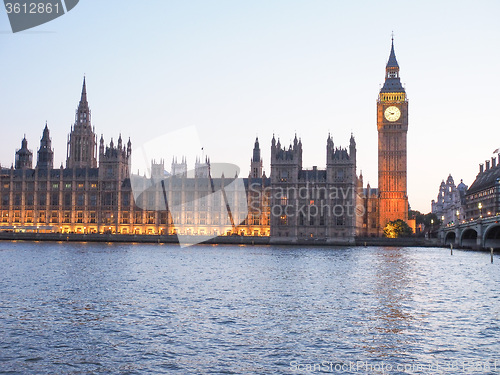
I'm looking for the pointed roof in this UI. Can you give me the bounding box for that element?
[386,37,399,68]
[380,37,405,93]
[41,122,50,142]
[81,76,87,103]
[21,135,28,149]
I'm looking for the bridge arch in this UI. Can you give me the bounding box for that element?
[444,231,456,245]
[461,228,478,248]
[484,224,500,249]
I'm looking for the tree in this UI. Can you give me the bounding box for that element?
[411,212,440,227]
[383,219,413,238]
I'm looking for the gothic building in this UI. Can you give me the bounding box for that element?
[431,175,467,226]
[464,155,500,220]
[0,39,409,240]
[0,79,130,233]
[269,134,357,243]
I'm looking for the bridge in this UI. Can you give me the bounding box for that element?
[440,215,500,249]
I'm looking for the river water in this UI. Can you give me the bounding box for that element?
[0,242,499,374]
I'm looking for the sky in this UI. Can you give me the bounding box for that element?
[1,0,499,213]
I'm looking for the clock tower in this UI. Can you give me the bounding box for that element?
[377,38,408,228]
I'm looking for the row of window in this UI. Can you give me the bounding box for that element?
[0,211,170,225]
[467,188,496,200]
[1,182,99,191]
[1,192,133,207]
[278,214,345,226]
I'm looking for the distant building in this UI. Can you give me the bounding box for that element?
[431,175,467,226]
[464,156,500,220]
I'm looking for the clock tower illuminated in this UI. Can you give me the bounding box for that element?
[377,38,409,228]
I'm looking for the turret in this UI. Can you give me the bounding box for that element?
[349,133,356,165]
[99,134,105,158]
[250,137,263,178]
[37,122,54,169]
[171,156,187,177]
[15,135,33,169]
[270,133,302,183]
[127,138,132,157]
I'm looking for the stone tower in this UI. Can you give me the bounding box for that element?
[98,135,131,181]
[269,134,302,238]
[270,134,302,185]
[377,38,409,228]
[195,156,210,178]
[250,137,263,178]
[66,77,98,168]
[15,136,33,169]
[171,157,187,177]
[37,122,54,169]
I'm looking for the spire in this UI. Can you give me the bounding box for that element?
[252,136,261,162]
[386,35,399,68]
[41,122,50,141]
[380,36,405,93]
[327,133,333,148]
[127,137,132,157]
[37,123,54,169]
[81,76,87,103]
[41,122,50,143]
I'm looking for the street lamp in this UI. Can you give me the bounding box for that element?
[478,202,483,218]
[456,210,460,225]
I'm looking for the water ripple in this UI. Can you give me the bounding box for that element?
[0,243,499,374]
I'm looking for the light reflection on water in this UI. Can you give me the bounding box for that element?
[0,243,499,374]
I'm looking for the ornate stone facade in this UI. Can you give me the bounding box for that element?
[269,134,357,243]
[464,156,500,220]
[1,40,406,240]
[431,175,467,226]
[377,38,409,228]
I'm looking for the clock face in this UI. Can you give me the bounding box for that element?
[384,106,401,122]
